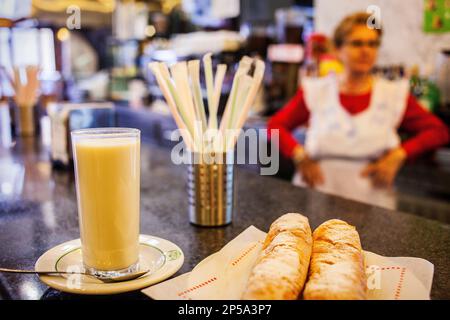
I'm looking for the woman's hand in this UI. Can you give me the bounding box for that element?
[292,146,324,188]
[296,156,325,188]
[361,147,407,188]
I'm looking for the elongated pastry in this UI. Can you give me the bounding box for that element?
[242,213,313,300]
[303,219,367,300]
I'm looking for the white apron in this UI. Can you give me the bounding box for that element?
[292,75,410,209]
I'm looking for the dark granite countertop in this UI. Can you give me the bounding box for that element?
[0,137,449,300]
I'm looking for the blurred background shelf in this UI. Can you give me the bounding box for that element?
[0,0,449,224]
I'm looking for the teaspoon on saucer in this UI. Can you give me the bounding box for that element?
[0,267,149,283]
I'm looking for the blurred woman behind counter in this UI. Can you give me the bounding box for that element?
[268,12,449,208]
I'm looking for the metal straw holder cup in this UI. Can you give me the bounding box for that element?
[187,151,235,227]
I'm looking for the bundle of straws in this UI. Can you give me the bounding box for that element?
[149,53,265,153]
[0,66,40,108]
[12,66,40,108]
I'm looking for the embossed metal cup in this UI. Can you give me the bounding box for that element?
[187,152,235,227]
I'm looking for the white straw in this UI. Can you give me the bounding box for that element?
[149,62,194,150]
[150,63,193,145]
[178,62,204,152]
[228,74,252,130]
[218,57,253,150]
[224,74,253,151]
[229,59,266,150]
[211,64,226,130]
[150,55,265,155]
[188,60,208,132]
[175,62,198,125]
[202,53,215,130]
[170,62,202,151]
[219,56,252,133]
[157,63,193,135]
[235,59,265,132]
[170,63,196,122]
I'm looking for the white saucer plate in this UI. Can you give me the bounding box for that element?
[35,234,184,295]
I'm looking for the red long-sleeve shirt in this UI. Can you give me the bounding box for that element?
[267,89,450,159]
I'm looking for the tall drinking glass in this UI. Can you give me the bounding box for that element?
[71,128,140,278]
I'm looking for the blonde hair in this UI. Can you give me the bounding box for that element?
[333,12,383,48]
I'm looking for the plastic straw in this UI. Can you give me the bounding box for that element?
[235,59,265,132]
[229,59,266,150]
[211,64,226,131]
[150,54,265,155]
[188,60,208,133]
[170,63,197,125]
[157,63,193,135]
[170,62,203,151]
[218,57,253,150]
[202,53,215,130]
[224,74,253,151]
[149,62,194,150]
[218,57,252,134]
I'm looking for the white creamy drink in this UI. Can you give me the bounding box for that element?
[72,129,140,273]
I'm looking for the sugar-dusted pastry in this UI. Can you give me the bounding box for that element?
[303,219,367,300]
[242,213,313,300]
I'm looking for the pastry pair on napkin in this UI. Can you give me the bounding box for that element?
[143,213,433,300]
[243,213,366,300]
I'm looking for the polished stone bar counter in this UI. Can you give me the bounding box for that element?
[0,137,448,300]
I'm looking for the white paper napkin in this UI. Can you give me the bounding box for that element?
[143,226,433,300]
